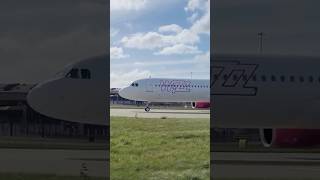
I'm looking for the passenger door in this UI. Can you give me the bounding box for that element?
[145,79,153,92]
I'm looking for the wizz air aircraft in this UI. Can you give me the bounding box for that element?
[213,54,320,147]
[26,54,320,147]
[27,55,108,126]
[119,78,210,112]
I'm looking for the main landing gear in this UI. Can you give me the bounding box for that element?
[145,102,151,112]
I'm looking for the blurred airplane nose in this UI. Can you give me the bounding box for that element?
[118,87,130,99]
[27,83,50,115]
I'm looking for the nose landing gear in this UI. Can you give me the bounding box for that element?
[144,102,151,112]
[144,106,150,112]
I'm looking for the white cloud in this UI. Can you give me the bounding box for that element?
[184,0,209,34]
[155,44,201,55]
[110,69,151,88]
[121,32,167,50]
[194,51,210,61]
[111,0,147,11]
[184,0,208,12]
[120,0,209,53]
[121,29,199,50]
[187,13,199,23]
[158,24,182,34]
[110,47,129,59]
[174,29,200,44]
[191,11,210,34]
[110,28,119,37]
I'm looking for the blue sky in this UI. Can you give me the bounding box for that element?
[111,0,210,87]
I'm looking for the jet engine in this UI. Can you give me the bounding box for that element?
[191,101,210,109]
[259,128,320,147]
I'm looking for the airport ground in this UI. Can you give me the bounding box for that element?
[110,106,210,119]
[0,173,105,180]
[0,137,108,179]
[111,107,320,180]
[2,105,320,179]
[110,116,210,179]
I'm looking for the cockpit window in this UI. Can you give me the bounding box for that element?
[66,68,79,79]
[81,69,91,79]
[131,83,139,87]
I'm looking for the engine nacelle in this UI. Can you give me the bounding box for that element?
[191,101,210,109]
[259,128,320,147]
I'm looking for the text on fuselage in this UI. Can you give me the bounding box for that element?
[211,60,258,96]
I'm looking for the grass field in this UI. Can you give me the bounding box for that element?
[110,116,210,180]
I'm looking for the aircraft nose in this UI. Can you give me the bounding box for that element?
[119,87,130,99]
[27,83,49,114]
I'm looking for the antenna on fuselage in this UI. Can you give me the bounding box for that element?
[257,32,265,54]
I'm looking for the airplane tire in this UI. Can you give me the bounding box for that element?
[145,107,150,112]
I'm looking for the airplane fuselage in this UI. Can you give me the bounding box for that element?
[213,55,320,128]
[119,78,210,102]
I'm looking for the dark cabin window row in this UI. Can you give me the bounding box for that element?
[155,84,209,88]
[213,74,318,83]
[66,68,91,79]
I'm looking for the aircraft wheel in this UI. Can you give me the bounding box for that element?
[145,107,150,112]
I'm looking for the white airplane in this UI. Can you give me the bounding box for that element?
[26,54,320,147]
[119,78,210,112]
[212,54,320,147]
[212,54,320,129]
[27,55,108,126]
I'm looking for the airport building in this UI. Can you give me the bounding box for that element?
[0,83,108,140]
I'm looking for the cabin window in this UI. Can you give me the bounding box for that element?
[280,75,285,82]
[271,75,276,82]
[261,75,266,82]
[81,69,91,79]
[290,76,295,82]
[66,68,79,79]
[309,76,314,82]
[299,76,304,82]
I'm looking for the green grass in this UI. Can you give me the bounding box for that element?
[0,173,104,180]
[110,116,210,180]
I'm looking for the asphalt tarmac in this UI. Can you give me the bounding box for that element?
[0,148,108,177]
[212,152,320,179]
[110,108,210,119]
